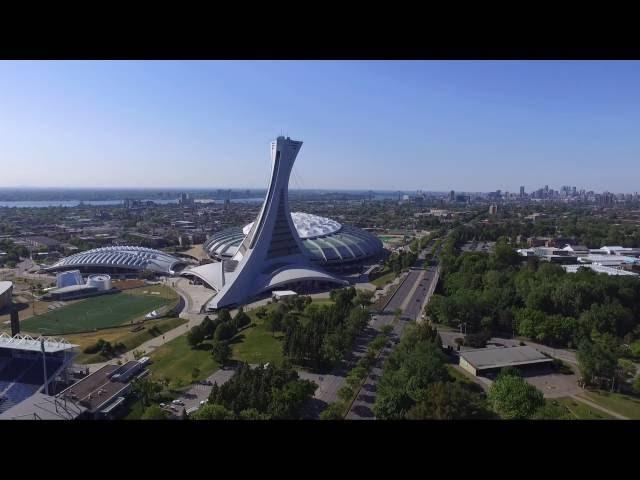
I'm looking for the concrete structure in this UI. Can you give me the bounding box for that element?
[0,281,12,310]
[459,345,553,376]
[181,136,348,310]
[86,274,112,291]
[45,246,185,276]
[203,211,382,267]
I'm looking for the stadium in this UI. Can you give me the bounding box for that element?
[203,211,383,268]
[0,333,77,417]
[181,136,386,310]
[0,332,151,420]
[44,246,186,276]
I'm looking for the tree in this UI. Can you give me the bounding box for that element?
[132,377,163,407]
[216,309,232,323]
[487,373,544,419]
[214,321,236,342]
[191,367,201,382]
[141,404,168,420]
[187,325,205,348]
[192,403,236,420]
[234,308,251,330]
[354,290,374,309]
[320,403,344,420]
[577,334,620,387]
[239,408,270,420]
[211,341,231,365]
[337,385,354,403]
[200,316,215,336]
[406,382,493,420]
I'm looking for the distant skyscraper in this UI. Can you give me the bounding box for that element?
[449,190,455,202]
[520,186,525,197]
[489,204,498,215]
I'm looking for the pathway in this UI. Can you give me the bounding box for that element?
[570,394,629,420]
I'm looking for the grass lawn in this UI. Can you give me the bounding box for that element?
[579,390,640,419]
[555,397,615,420]
[69,316,187,364]
[371,270,397,288]
[148,335,219,390]
[20,286,178,335]
[231,307,285,367]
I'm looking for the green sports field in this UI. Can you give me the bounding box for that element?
[20,289,176,335]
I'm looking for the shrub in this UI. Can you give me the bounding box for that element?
[320,402,344,420]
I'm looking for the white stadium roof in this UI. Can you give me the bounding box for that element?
[0,281,12,296]
[45,246,185,275]
[0,333,78,353]
[206,212,383,266]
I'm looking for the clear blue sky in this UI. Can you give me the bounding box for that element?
[1,60,639,193]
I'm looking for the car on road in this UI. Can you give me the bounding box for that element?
[172,399,185,406]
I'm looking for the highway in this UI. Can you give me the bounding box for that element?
[345,240,443,420]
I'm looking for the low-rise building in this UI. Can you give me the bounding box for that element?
[459,346,553,376]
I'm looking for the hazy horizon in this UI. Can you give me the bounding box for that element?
[2,61,640,192]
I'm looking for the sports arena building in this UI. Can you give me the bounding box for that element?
[181,136,384,310]
[44,246,186,276]
[204,212,383,268]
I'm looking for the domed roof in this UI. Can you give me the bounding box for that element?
[205,212,382,265]
[243,212,342,239]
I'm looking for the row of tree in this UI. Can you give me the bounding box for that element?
[279,288,371,371]
[373,322,493,419]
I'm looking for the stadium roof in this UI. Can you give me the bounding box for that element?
[205,212,383,265]
[0,333,78,353]
[0,281,12,296]
[44,246,185,275]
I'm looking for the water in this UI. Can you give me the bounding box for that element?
[0,198,264,208]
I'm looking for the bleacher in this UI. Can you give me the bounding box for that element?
[0,333,78,415]
[0,356,66,414]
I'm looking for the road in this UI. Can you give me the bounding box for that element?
[345,242,442,420]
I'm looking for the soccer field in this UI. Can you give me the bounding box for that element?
[20,291,176,335]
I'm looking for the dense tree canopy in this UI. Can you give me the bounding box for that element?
[206,363,316,420]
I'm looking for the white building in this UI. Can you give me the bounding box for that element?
[182,137,348,310]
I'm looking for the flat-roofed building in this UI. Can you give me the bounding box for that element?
[459,345,553,376]
[563,264,639,277]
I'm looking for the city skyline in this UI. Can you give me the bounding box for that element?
[2,61,640,191]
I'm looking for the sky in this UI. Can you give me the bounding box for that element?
[1,60,640,193]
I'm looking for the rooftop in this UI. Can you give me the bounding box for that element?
[0,333,77,353]
[460,346,552,370]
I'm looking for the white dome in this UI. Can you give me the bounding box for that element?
[242,212,341,239]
